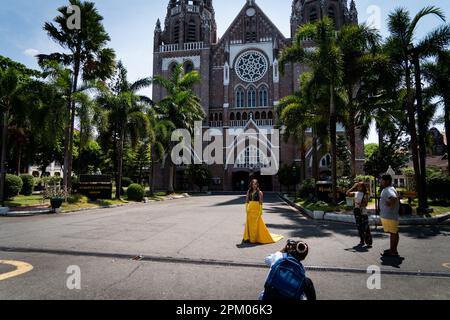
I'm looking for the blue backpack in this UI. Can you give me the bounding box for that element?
[263,255,306,301]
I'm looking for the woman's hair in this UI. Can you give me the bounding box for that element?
[248,179,260,194]
[357,182,367,194]
[285,240,309,262]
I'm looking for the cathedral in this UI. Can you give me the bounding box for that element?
[152,0,364,192]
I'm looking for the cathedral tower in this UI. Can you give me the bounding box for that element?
[291,0,358,38]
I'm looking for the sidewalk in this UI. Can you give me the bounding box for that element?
[280,194,450,226]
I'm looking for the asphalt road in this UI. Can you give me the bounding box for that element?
[0,194,449,300]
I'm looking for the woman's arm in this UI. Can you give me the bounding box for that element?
[259,191,264,205]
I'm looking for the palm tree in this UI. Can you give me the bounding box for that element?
[38,0,115,193]
[280,17,343,203]
[423,50,450,174]
[337,23,381,177]
[386,6,450,211]
[97,62,151,199]
[0,68,20,205]
[147,108,175,195]
[151,64,204,194]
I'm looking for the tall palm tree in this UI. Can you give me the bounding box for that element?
[337,23,381,177]
[0,68,19,205]
[423,50,450,174]
[280,17,343,203]
[38,0,115,193]
[147,108,175,195]
[97,62,151,199]
[151,64,204,193]
[386,6,450,210]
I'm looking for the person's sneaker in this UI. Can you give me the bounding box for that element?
[381,250,399,257]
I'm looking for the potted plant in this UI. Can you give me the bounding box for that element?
[43,181,67,213]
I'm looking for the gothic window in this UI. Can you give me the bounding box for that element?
[242,112,248,121]
[259,86,268,106]
[219,113,223,121]
[184,61,194,74]
[261,111,267,119]
[230,112,235,121]
[236,112,241,121]
[309,7,318,22]
[187,20,197,43]
[214,113,218,121]
[248,86,256,108]
[255,112,260,120]
[320,154,332,167]
[209,113,213,121]
[235,50,268,83]
[328,7,336,21]
[235,87,245,108]
[268,111,273,119]
[174,21,180,43]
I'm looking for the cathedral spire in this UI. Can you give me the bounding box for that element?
[349,0,358,23]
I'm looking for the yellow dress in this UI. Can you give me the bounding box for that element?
[243,200,284,244]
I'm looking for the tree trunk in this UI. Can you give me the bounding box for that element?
[348,111,357,178]
[412,54,428,210]
[149,146,155,195]
[168,162,175,194]
[16,144,22,175]
[312,127,319,181]
[330,84,338,204]
[0,109,8,206]
[405,61,422,208]
[445,98,450,176]
[116,129,125,200]
[67,55,81,192]
[300,132,306,182]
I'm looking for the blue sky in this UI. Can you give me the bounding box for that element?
[1,0,449,143]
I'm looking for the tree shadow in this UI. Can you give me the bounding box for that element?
[212,197,246,207]
[399,225,450,240]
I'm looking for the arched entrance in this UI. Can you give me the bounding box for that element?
[232,171,250,191]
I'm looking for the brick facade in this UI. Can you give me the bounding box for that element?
[152,0,363,192]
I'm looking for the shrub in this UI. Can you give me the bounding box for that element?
[67,194,89,204]
[127,184,145,202]
[122,177,133,188]
[427,175,450,202]
[5,174,23,199]
[20,174,35,196]
[298,179,316,199]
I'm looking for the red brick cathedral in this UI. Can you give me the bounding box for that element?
[152,0,364,192]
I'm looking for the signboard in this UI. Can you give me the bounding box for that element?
[78,175,112,200]
[316,181,346,203]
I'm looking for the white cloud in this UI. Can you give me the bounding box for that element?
[23,48,40,57]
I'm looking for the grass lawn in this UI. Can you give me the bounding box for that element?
[5,195,49,207]
[295,199,350,213]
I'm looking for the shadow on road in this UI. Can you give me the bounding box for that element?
[380,255,406,269]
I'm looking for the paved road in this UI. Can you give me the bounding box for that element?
[0,194,449,300]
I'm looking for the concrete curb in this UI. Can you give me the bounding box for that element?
[0,194,191,217]
[279,194,450,226]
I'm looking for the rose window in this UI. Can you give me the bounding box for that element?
[235,50,268,83]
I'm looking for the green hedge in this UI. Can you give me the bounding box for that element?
[20,174,35,196]
[122,177,133,188]
[5,174,23,199]
[427,175,450,202]
[127,184,145,202]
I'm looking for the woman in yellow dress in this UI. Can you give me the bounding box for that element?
[243,179,284,244]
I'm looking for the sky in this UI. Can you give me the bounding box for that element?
[1,0,449,144]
